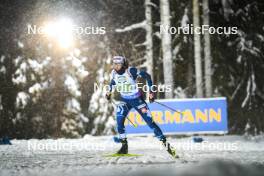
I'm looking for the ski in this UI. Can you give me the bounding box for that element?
[162,141,179,159]
[104,153,143,157]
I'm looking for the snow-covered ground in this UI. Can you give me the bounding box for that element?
[1,135,264,176]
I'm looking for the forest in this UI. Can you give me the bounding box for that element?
[0,0,263,139]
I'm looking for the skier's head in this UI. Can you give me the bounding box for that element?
[112,56,128,73]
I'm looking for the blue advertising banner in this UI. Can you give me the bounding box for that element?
[124,97,228,135]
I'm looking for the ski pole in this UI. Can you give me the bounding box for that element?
[111,100,138,128]
[154,100,183,115]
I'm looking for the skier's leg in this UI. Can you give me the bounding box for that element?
[115,102,131,154]
[133,99,165,140]
[116,102,130,139]
[140,110,165,140]
[127,98,178,158]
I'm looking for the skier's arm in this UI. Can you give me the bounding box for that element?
[138,71,153,90]
[128,67,155,102]
[129,67,153,92]
[109,79,116,92]
[129,67,153,90]
[138,70,155,102]
[106,79,116,100]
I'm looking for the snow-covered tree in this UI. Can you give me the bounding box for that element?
[60,50,89,137]
[88,37,115,135]
[12,38,89,138]
[12,44,51,137]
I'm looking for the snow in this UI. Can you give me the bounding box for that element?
[0,135,264,176]
[12,73,27,85]
[73,48,81,57]
[20,62,27,72]
[14,56,22,66]
[115,20,146,32]
[0,55,5,63]
[181,7,189,28]
[16,92,30,108]
[18,41,24,48]
[71,57,82,68]
[0,66,6,74]
[64,75,81,97]
[174,87,187,98]
[79,114,89,123]
[66,54,89,79]
[12,60,28,85]
[28,81,49,97]
[28,59,43,74]
[65,98,81,113]
[77,69,89,80]
[29,83,42,94]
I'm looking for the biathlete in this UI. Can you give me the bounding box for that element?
[106,56,177,158]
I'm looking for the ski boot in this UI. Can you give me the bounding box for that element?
[116,138,128,154]
[160,137,178,158]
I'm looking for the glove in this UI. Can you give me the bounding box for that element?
[106,92,111,101]
[149,92,155,103]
